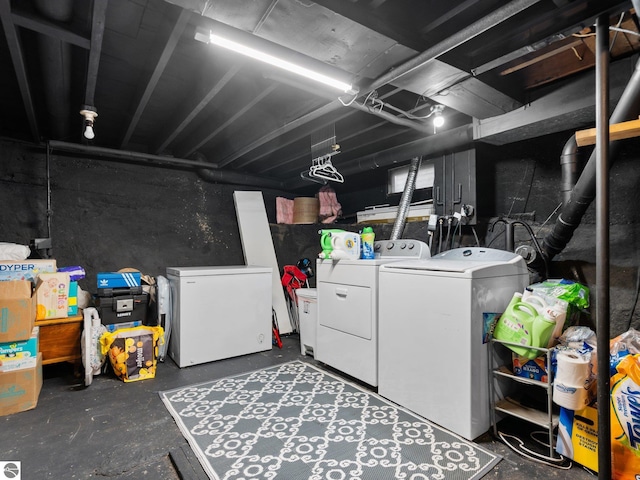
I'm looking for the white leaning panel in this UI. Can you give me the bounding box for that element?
[233,190,293,333]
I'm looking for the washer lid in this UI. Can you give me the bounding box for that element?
[380,259,498,273]
[431,247,522,262]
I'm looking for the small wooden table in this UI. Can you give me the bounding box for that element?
[35,313,83,366]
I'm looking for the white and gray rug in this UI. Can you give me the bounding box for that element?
[160,361,500,480]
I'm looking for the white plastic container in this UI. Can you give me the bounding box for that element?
[297,288,318,356]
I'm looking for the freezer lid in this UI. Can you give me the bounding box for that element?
[166,265,272,277]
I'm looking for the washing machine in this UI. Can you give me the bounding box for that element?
[378,247,529,440]
[316,239,430,386]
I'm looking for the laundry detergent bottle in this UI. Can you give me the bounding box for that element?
[319,229,345,259]
[360,227,375,259]
[329,231,360,260]
[493,292,556,359]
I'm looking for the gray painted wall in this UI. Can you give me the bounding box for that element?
[1,133,639,337]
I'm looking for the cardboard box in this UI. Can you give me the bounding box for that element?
[0,280,36,343]
[512,353,549,382]
[0,259,57,283]
[0,353,42,417]
[0,327,39,372]
[68,281,78,316]
[556,405,598,472]
[35,272,69,320]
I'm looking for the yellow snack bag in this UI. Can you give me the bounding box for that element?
[99,326,164,382]
[611,354,640,479]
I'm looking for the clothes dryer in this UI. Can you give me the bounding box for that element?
[316,239,430,386]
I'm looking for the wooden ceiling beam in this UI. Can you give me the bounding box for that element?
[576,118,640,146]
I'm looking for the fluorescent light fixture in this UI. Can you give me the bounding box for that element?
[208,32,354,94]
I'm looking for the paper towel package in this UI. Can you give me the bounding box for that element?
[556,405,598,472]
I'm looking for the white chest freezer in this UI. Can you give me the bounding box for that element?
[166,265,272,367]
[378,247,529,440]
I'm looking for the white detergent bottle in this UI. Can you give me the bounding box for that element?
[522,290,568,347]
[329,232,360,260]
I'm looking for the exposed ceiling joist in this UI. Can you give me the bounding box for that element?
[177,83,279,158]
[153,64,242,154]
[11,7,90,48]
[120,7,191,148]
[84,0,108,106]
[0,0,39,141]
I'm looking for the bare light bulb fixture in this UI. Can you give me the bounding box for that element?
[431,104,445,128]
[79,106,98,140]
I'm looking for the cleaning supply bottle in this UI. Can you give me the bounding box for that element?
[360,226,375,259]
[493,292,556,359]
[318,229,345,259]
[329,231,360,259]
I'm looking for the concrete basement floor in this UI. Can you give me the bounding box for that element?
[0,334,597,479]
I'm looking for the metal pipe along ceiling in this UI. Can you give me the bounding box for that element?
[47,141,285,190]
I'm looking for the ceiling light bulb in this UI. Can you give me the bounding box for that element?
[80,107,98,140]
[433,113,445,128]
[83,124,95,140]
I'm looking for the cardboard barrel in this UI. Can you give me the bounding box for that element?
[293,197,319,224]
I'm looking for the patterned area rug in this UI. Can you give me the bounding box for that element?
[160,361,500,479]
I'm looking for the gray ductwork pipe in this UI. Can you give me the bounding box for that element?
[560,135,579,207]
[542,54,640,260]
[390,156,422,241]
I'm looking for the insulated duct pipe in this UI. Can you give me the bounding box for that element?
[47,141,285,190]
[361,0,541,95]
[390,156,422,241]
[542,54,640,260]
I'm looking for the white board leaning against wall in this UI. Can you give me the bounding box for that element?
[233,191,293,334]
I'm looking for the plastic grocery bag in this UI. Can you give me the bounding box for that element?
[99,325,164,382]
[610,328,640,376]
